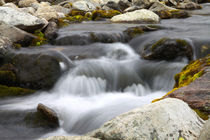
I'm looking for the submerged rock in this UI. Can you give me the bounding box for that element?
[111,9,160,23]
[24,103,59,128]
[11,52,61,90]
[37,103,59,126]
[40,136,100,140]
[0,7,46,32]
[141,38,193,61]
[89,98,204,140]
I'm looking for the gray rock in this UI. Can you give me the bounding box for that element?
[11,52,62,90]
[44,21,58,41]
[0,21,36,46]
[0,0,5,6]
[111,9,160,23]
[72,0,97,11]
[199,119,210,140]
[18,0,38,7]
[0,7,46,32]
[89,98,204,140]
[133,0,158,9]
[0,36,12,64]
[40,136,101,140]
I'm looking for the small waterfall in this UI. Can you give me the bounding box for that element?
[0,43,187,139]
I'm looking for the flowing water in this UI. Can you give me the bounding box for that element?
[0,4,210,140]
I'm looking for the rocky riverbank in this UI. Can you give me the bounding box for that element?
[0,0,210,140]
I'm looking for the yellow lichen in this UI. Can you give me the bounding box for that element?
[91,10,121,20]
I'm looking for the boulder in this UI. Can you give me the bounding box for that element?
[20,7,36,15]
[35,2,60,21]
[132,0,158,9]
[72,0,97,11]
[0,0,5,5]
[40,136,100,140]
[111,9,160,23]
[199,119,210,140]
[176,1,202,10]
[2,2,19,10]
[0,36,12,65]
[148,2,189,19]
[141,38,193,61]
[0,21,36,46]
[0,7,46,32]
[52,5,71,15]
[89,98,204,140]
[43,21,58,41]
[164,55,210,119]
[18,0,38,7]
[11,52,61,90]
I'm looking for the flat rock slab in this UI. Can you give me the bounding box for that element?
[0,7,46,32]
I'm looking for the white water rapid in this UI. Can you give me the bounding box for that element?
[0,43,187,140]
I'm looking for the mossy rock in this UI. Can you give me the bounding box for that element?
[156,10,189,19]
[0,84,35,98]
[174,55,210,88]
[91,10,121,20]
[142,38,193,61]
[153,55,210,120]
[69,9,86,16]
[0,71,16,86]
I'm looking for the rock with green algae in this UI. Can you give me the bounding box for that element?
[123,25,163,40]
[91,10,121,20]
[0,84,35,98]
[153,55,210,120]
[141,37,193,61]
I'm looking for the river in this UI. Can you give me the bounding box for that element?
[0,3,209,140]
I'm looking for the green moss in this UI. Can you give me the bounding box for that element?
[0,71,16,85]
[69,9,86,16]
[0,84,35,98]
[91,10,121,20]
[31,30,47,46]
[13,43,22,49]
[63,2,72,9]
[193,109,209,120]
[173,56,210,88]
[176,39,188,47]
[124,27,144,38]
[151,37,168,51]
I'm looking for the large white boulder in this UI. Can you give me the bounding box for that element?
[0,7,46,32]
[111,9,160,23]
[89,98,204,140]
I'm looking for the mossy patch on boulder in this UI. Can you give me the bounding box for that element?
[0,84,35,98]
[153,55,210,120]
[156,10,190,19]
[91,10,121,20]
[174,55,210,88]
[31,30,47,46]
[142,38,193,61]
[0,71,16,86]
